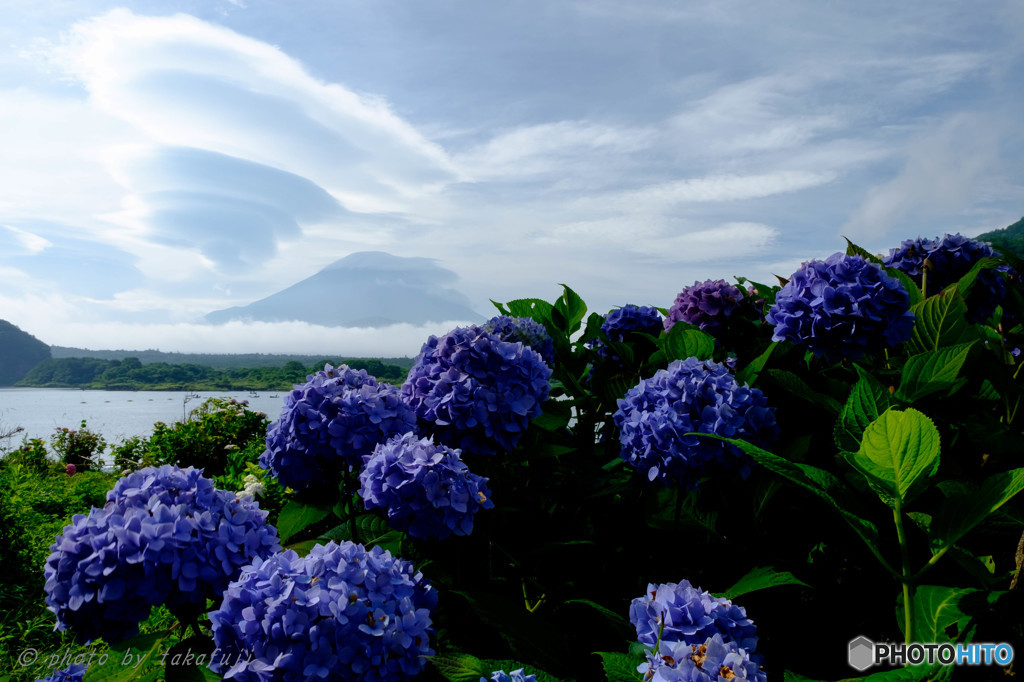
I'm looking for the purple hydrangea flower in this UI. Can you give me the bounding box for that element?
[589,305,664,360]
[483,315,556,366]
[44,465,279,644]
[639,633,766,682]
[209,541,436,682]
[360,433,494,540]
[613,358,778,489]
[885,233,1010,322]
[261,364,417,490]
[766,253,915,362]
[402,326,552,456]
[484,670,538,682]
[630,581,758,653]
[664,280,756,334]
[36,664,88,682]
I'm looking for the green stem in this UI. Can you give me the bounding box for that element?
[912,545,951,583]
[894,501,913,646]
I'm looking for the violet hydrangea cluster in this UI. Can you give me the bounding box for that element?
[766,253,915,362]
[664,279,756,334]
[43,465,280,644]
[260,364,416,490]
[630,580,758,652]
[359,432,494,540]
[589,305,664,361]
[209,541,436,682]
[631,581,763,682]
[484,671,538,682]
[483,315,556,366]
[36,664,88,682]
[402,326,552,456]
[613,358,778,489]
[639,633,766,682]
[884,233,1009,322]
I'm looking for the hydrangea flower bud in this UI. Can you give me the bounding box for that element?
[664,280,757,334]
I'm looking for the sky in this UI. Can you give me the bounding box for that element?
[1,0,1023,355]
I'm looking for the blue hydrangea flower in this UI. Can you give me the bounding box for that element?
[614,358,778,489]
[360,433,494,540]
[665,280,756,334]
[589,305,664,360]
[630,580,758,653]
[261,364,417,490]
[483,315,556,366]
[639,633,766,682]
[209,541,436,682]
[402,326,552,456]
[766,253,915,362]
[484,670,537,682]
[885,233,1010,322]
[36,664,88,682]
[44,465,279,644]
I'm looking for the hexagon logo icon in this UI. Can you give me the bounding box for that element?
[848,636,875,671]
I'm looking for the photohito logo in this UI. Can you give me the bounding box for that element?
[849,636,1014,671]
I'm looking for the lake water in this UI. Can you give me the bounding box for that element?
[0,387,291,452]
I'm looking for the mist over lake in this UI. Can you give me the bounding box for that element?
[0,387,288,449]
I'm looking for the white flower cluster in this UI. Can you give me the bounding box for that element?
[237,474,265,500]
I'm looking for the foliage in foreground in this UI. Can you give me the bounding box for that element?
[3,232,1023,682]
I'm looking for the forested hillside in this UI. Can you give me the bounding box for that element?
[0,320,50,385]
[977,216,1024,257]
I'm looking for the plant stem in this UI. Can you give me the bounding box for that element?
[894,500,913,646]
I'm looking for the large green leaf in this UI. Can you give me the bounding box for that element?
[692,434,885,567]
[927,467,1024,554]
[845,238,885,265]
[735,342,777,386]
[504,298,555,325]
[718,565,810,600]
[430,652,491,682]
[84,632,168,681]
[552,284,587,335]
[895,343,975,402]
[845,408,940,508]
[786,664,944,682]
[907,287,977,353]
[663,324,715,362]
[955,256,1002,298]
[276,500,332,544]
[896,585,1002,643]
[595,651,646,682]
[834,368,895,452]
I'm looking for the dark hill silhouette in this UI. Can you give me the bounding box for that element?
[204,251,481,327]
[0,320,51,385]
[977,216,1024,258]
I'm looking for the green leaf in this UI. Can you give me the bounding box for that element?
[955,256,1002,298]
[764,369,842,414]
[908,286,977,353]
[928,467,1024,554]
[553,284,587,334]
[834,368,895,452]
[844,237,885,265]
[84,632,167,681]
[505,298,555,325]
[896,585,996,642]
[895,343,975,402]
[595,651,646,682]
[564,598,633,635]
[845,408,940,508]
[691,434,886,571]
[533,443,576,460]
[735,342,776,386]
[276,500,332,544]
[718,565,810,600]
[430,652,489,682]
[662,324,715,362]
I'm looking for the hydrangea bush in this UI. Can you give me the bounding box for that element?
[208,541,436,682]
[401,326,552,455]
[766,252,915,362]
[614,358,778,489]
[26,235,1024,682]
[43,465,279,643]
[359,432,494,540]
[36,664,88,682]
[261,364,416,490]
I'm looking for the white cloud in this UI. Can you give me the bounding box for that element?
[2,224,52,253]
